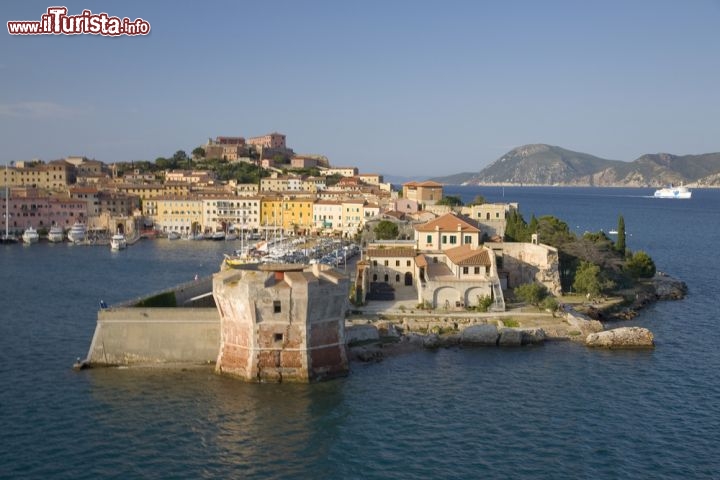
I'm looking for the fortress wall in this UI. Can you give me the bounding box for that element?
[86,308,220,366]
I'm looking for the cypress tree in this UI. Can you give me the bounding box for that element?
[616,215,626,254]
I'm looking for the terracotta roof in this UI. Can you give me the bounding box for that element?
[444,245,492,266]
[415,254,428,267]
[414,212,481,233]
[403,180,443,187]
[367,247,416,258]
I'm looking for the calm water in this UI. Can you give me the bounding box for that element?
[1,187,719,479]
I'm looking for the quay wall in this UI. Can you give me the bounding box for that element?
[86,307,220,366]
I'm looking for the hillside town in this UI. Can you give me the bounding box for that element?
[2,132,568,314]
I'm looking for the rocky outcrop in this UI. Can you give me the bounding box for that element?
[346,324,379,345]
[460,324,499,346]
[651,273,688,300]
[586,327,655,348]
[520,328,547,345]
[498,328,523,346]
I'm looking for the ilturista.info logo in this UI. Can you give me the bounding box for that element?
[7,7,150,36]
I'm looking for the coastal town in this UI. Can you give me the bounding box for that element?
[2,132,688,382]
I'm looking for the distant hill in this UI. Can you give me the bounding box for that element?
[431,144,720,187]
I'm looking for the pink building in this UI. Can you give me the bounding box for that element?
[247,132,286,150]
[2,188,87,235]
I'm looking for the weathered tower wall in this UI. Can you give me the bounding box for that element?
[213,264,349,383]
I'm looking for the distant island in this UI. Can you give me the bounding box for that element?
[431,144,720,187]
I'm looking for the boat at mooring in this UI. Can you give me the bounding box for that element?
[22,226,39,244]
[110,232,127,251]
[67,222,87,243]
[47,224,64,243]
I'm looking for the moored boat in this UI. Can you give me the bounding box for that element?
[22,226,39,244]
[167,231,181,240]
[653,185,692,199]
[110,232,127,251]
[47,224,64,243]
[67,222,87,243]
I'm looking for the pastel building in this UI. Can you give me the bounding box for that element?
[402,181,443,207]
[247,132,287,150]
[144,196,203,234]
[1,188,86,235]
[414,212,483,252]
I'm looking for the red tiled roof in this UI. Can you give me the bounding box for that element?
[444,245,492,266]
[414,212,481,233]
[415,254,429,267]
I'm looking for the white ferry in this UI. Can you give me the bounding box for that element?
[653,185,692,199]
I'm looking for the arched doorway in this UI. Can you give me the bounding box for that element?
[115,223,125,234]
[404,272,413,286]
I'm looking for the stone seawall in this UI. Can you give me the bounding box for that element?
[86,307,220,366]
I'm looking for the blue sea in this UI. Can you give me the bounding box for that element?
[1,187,719,479]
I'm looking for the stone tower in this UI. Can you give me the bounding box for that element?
[212,263,349,382]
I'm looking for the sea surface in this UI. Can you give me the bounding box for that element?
[1,187,719,479]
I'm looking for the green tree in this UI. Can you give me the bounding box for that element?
[155,157,170,170]
[172,150,191,169]
[374,220,399,240]
[616,215,626,254]
[573,261,602,297]
[192,147,205,159]
[528,214,539,234]
[436,195,463,207]
[536,215,573,246]
[626,250,656,278]
[504,209,529,242]
[514,282,548,305]
[468,194,485,205]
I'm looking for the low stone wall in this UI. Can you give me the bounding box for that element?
[86,307,220,366]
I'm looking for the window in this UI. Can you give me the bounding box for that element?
[395,274,400,282]
[426,234,432,244]
[474,267,480,274]
[273,301,281,313]
[384,274,389,282]
[442,235,447,244]
[407,260,411,267]
[449,236,457,244]
[464,235,472,244]
[373,260,377,266]
[463,267,469,274]
[384,260,389,266]
[395,260,400,267]
[274,333,283,342]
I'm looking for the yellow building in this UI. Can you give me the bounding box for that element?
[1,160,75,191]
[402,181,443,206]
[261,197,314,234]
[143,196,203,234]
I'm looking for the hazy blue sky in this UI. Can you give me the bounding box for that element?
[2,1,719,176]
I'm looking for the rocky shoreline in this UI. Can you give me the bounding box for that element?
[347,273,687,362]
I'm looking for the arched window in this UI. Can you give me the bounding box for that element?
[395,274,400,282]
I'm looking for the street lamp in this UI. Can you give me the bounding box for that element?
[343,245,348,273]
